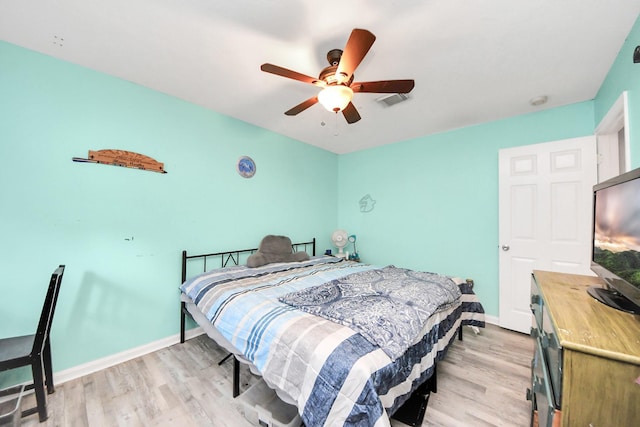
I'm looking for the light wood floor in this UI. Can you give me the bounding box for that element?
[21,324,533,427]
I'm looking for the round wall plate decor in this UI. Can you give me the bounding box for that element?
[236,156,256,178]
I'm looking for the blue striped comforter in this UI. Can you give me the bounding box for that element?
[180,256,485,427]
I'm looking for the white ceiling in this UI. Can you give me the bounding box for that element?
[1,1,639,154]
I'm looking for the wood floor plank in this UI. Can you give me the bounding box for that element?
[90,369,121,427]
[20,323,533,427]
[63,376,89,427]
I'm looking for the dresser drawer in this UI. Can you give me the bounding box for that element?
[531,275,563,407]
[531,336,559,427]
[530,278,544,331]
[541,306,562,407]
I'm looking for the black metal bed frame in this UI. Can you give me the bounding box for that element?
[179,238,316,397]
[178,238,469,419]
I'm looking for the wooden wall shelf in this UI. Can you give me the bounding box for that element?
[73,149,166,174]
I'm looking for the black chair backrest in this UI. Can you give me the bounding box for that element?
[33,265,65,355]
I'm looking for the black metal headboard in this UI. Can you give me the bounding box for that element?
[181,238,316,283]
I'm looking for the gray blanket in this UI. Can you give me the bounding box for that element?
[279,266,462,359]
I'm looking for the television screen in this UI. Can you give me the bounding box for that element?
[591,167,640,313]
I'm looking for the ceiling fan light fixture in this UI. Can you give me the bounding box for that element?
[261,29,414,124]
[318,85,353,112]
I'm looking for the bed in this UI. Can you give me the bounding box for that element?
[179,238,485,427]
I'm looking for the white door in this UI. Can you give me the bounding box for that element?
[498,136,597,333]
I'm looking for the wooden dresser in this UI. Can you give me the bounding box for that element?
[529,270,640,427]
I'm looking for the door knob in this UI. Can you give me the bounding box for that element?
[501,245,510,251]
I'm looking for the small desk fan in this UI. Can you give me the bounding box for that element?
[331,229,349,258]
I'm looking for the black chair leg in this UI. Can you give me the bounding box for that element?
[43,340,55,394]
[29,359,48,422]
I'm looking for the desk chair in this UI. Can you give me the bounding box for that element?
[0,265,65,422]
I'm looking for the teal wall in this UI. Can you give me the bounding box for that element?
[337,102,595,316]
[0,41,337,385]
[595,14,640,168]
[337,13,640,318]
[2,11,639,385]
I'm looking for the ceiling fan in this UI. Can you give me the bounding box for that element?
[260,28,415,124]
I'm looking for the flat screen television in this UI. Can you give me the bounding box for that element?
[589,166,640,314]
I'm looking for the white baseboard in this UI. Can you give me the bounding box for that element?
[54,327,205,385]
[484,314,499,325]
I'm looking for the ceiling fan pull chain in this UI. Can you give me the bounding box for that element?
[334,112,339,136]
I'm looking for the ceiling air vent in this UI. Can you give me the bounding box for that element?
[376,93,410,107]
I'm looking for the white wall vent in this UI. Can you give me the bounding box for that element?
[376,93,410,107]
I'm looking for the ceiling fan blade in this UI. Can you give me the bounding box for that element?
[351,79,415,94]
[284,96,318,116]
[261,63,325,86]
[342,102,361,124]
[336,29,376,82]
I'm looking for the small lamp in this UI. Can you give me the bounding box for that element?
[318,85,353,112]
